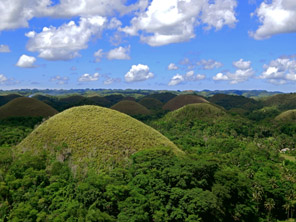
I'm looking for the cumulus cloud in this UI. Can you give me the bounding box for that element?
[0,74,8,84]
[106,46,130,60]
[197,59,223,70]
[169,70,205,86]
[168,74,185,86]
[16,54,36,68]
[260,57,296,84]
[0,44,11,53]
[78,73,100,82]
[0,0,145,31]
[25,16,106,60]
[51,75,69,85]
[121,0,237,46]
[125,64,154,82]
[250,0,296,39]
[213,59,254,84]
[168,63,179,70]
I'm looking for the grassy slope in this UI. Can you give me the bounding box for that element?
[18,106,182,171]
[0,97,58,119]
[263,93,296,111]
[275,109,296,122]
[111,100,151,115]
[163,94,209,111]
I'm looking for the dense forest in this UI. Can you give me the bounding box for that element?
[0,90,296,222]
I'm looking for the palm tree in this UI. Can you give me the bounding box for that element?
[264,198,275,221]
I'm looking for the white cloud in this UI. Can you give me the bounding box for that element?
[104,77,121,85]
[0,0,51,31]
[168,63,179,70]
[0,74,8,84]
[197,59,223,70]
[106,46,130,60]
[0,0,145,31]
[213,72,229,81]
[16,54,36,68]
[0,44,11,53]
[213,59,254,84]
[51,75,69,85]
[125,64,154,82]
[169,70,206,86]
[232,58,251,69]
[94,49,104,62]
[168,74,185,86]
[25,16,106,60]
[260,57,296,84]
[250,0,296,39]
[121,0,237,46]
[78,73,100,82]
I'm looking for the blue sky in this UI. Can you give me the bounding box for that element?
[0,0,296,92]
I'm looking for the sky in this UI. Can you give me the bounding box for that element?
[0,0,296,92]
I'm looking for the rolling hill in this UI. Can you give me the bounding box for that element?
[275,109,296,122]
[0,97,58,119]
[138,97,163,110]
[0,94,22,106]
[17,105,182,171]
[111,100,151,115]
[263,93,296,111]
[163,94,209,111]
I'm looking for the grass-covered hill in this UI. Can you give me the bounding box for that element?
[0,97,58,119]
[0,94,22,106]
[165,103,226,122]
[143,92,177,103]
[263,93,296,111]
[208,94,262,111]
[111,100,151,115]
[275,109,296,122]
[138,97,163,111]
[17,105,181,171]
[163,94,208,111]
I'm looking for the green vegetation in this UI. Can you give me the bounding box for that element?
[18,106,181,171]
[0,97,58,119]
[1,91,296,222]
[0,94,22,106]
[263,93,296,111]
[142,92,177,103]
[209,94,262,111]
[138,97,163,111]
[111,100,151,115]
[163,94,209,111]
[275,110,296,122]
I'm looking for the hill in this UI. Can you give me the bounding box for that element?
[166,103,226,122]
[163,94,208,111]
[138,98,163,110]
[208,94,262,111]
[275,109,296,122]
[0,94,22,106]
[111,100,151,115]
[0,97,58,119]
[17,105,182,171]
[144,92,177,103]
[263,93,296,111]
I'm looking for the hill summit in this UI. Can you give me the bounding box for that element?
[18,106,181,171]
[163,94,209,111]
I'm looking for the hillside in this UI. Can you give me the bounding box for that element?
[275,109,296,122]
[208,94,262,111]
[0,97,58,119]
[143,92,177,103]
[111,100,151,115]
[0,94,22,106]
[263,93,296,111]
[163,94,208,111]
[138,97,163,110]
[18,106,181,171]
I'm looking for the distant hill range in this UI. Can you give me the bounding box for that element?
[0,89,283,98]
